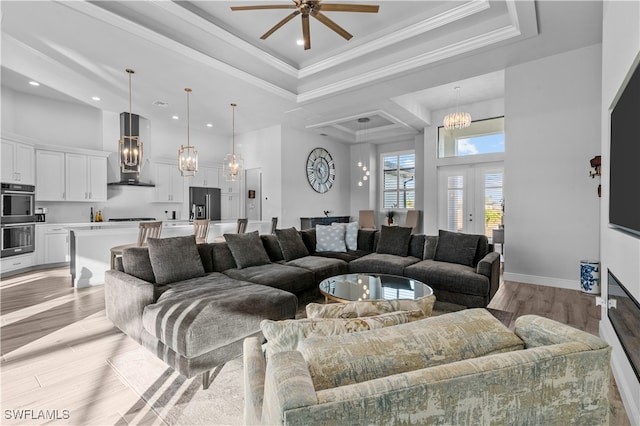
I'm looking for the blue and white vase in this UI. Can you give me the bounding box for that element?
[580,260,600,294]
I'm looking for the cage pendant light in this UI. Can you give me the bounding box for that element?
[178,88,198,177]
[443,86,471,130]
[119,69,143,173]
[223,103,243,182]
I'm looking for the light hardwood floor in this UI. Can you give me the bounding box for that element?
[0,266,631,425]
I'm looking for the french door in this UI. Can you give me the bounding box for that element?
[438,163,504,237]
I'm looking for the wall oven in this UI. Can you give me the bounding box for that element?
[1,183,36,258]
[1,183,35,223]
[1,222,35,258]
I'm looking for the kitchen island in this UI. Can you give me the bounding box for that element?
[68,220,270,287]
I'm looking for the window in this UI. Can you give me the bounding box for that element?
[382,151,415,209]
[438,116,504,158]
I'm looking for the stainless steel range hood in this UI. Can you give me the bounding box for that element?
[108,112,155,187]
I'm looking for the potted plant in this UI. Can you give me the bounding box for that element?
[386,210,395,226]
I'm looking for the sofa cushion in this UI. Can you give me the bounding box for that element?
[349,253,421,276]
[298,308,524,391]
[404,259,490,297]
[376,226,412,256]
[306,294,436,319]
[299,228,317,254]
[142,273,297,358]
[211,242,238,272]
[285,255,348,284]
[196,243,215,273]
[260,234,284,262]
[122,247,156,283]
[316,225,347,252]
[331,221,359,250]
[423,235,439,260]
[223,263,315,295]
[408,234,426,259]
[434,230,479,266]
[276,227,310,261]
[357,229,377,252]
[225,231,271,269]
[312,250,370,263]
[147,235,205,285]
[261,310,419,358]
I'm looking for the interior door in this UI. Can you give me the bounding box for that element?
[438,163,504,237]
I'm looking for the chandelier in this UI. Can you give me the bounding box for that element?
[118,69,143,173]
[223,103,243,182]
[178,88,198,177]
[443,86,471,130]
[356,117,371,187]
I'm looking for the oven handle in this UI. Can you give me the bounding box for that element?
[1,190,35,195]
[1,223,36,228]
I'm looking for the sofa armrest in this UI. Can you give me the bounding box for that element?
[262,350,317,425]
[104,270,155,343]
[244,337,266,426]
[515,315,610,350]
[477,251,501,301]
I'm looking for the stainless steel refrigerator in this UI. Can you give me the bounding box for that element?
[189,187,221,221]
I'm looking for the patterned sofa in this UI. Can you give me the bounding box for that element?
[244,309,612,425]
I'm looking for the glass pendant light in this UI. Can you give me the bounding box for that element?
[119,68,143,173]
[178,88,198,177]
[443,86,472,130]
[223,103,243,182]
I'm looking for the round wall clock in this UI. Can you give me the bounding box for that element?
[306,147,335,193]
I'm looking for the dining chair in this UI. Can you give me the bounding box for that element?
[404,210,420,234]
[359,210,376,230]
[236,218,248,234]
[270,217,278,234]
[110,221,163,269]
[193,219,211,244]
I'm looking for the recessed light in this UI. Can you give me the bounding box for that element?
[296,39,304,46]
[91,96,101,101]
[29,81,40,86]
[206,123,213,128]
[172,115,179,120]
[153,100,169,107]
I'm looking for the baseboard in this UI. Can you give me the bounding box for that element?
[502,272,579,291]
[600,321,640,426]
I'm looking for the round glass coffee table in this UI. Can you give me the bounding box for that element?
[319,273,433,303]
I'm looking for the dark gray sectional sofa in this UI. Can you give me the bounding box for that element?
[104,226,500,388]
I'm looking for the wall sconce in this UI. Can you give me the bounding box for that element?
[589,155,601,197]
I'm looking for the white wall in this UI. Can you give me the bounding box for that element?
[280,126,351,229]
[599,1,640,423]
[503,44,602,288]
[238,125,283,225]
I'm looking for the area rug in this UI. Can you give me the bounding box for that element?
[107,303,514,425]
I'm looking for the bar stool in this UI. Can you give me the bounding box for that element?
[110,221,163,269]
[193,219,210,244]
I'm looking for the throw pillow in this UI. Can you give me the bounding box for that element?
[423,235,439,260]
[315,225,347,252]
[433,229,480,266]
[376,225,413,256]
[261,310,420,358]
[224,231,271,269]
[275,227,309,261]
[331,221,359,250]
[122,247,156,283]
[147,235,205,285]
[306,294,436,319]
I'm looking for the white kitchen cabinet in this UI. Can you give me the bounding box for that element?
[154,162,184,203]
[36,150,66,201]
[1,253,35,274]
[36,225,69,265]
[220,173,240,194]
[2,140,35,185]
[190,166,220,188]
[65,153,107,202]
[221,193,241,220]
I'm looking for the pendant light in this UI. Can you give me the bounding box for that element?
[443,86,471,130]
[356,117,371,187]
[178,88,198,177]
[223,103,243,182]
[119,68,143,173]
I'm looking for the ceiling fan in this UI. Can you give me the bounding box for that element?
[231,0,379,50]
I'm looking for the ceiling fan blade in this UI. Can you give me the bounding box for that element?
[302,13,311,50]
[313,11,352,40]
[231,5,297,11]
[260,10,300,40]
[319,4,379,13]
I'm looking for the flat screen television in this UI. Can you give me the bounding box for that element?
[609,56,640,237]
